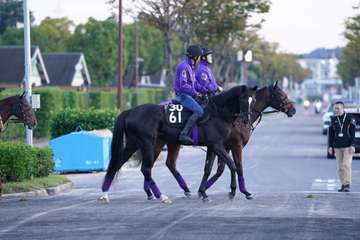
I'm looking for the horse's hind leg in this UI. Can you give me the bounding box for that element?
[140,140,172,204]
[144,140,165,200]
[99,142,138,203]
[165,143,191,197]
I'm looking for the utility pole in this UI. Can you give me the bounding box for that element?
[23,0,33,146]
[117,0,123,108]
[134,0,139,87]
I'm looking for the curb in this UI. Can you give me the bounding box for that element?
[1,182,74,199]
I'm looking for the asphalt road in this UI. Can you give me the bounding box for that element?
[1,108,360,240]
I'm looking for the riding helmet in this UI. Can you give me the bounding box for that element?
[186,45,202,58]
[201,46,213,56]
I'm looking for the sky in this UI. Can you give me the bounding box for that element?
[28,0,360,54]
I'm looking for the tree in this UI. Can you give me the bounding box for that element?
[38,17,74,52]
[337,13,360,86]
[250,38,309,85]
[0,17,74,52]
[0,0,34,34]
[66,18,118,87]
[124,21,164,75]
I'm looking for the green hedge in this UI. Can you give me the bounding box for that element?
[0,87,165,140]
[0,141,54,182]
[51,108,119,138]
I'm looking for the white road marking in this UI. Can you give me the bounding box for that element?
[311,179,340,191]
[0,199,95,236]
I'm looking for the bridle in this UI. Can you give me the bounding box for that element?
[268,86,293,114]
[246,86,292,132]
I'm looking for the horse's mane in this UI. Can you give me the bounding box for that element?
[210,85,248,107]
[206,85,251,121]
[0,95,19,105]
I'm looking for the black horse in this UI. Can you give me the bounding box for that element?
[99,85,257,203]
[142,81,296,201]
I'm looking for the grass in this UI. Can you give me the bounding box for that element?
[2,175,70,194]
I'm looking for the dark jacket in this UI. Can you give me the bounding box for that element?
[329,113,356,148]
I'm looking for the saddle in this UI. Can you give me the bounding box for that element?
[164,99,210,128]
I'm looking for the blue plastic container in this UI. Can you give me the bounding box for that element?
[50,130,112,172]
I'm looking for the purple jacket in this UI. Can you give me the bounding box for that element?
[174,58,199,97]
[195,60,219,94]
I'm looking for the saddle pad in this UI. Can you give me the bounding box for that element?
[164,103,192,127]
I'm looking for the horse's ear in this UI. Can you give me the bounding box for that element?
[20,91,26,99]
[273,80,278,89]
[252,86,258,91]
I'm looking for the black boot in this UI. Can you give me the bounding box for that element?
[344,184,350,192]
[179,113,201,145]
[338,185,346,192]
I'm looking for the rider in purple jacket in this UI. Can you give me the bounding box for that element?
[195,46,223,96]
[173,45,203,144]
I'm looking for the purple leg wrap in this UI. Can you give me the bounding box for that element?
[238,176,248,193]
[102,179,112,192]
[192,124,199,145]
[175,173,188,189]
[206,176,217,189]
[149,180,162,199]
[144,180,151,192]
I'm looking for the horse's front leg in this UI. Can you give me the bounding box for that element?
[204,145,230,190]
[205,158,225,190]
[198,147,216,202]
[213,144,237,200]
[231,145,252,200]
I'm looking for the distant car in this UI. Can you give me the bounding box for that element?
[327,110,360,159]
[322,100,358,135]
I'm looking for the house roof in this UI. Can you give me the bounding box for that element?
[42,53,91,86]
[0,45,49,86]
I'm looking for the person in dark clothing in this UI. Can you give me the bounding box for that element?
[328,101,356,192]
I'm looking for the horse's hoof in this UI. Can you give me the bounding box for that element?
[246,195,253,200]
[160,195,173,204]
[228,192,235,200]
[147,195,155,200]
[184,191,192,198]
[202,196,210,202]
[98,195,110,204]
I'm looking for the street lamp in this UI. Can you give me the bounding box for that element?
[237,50,253,85]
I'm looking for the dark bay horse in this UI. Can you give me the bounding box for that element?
[0,92,37,197]
[99,85,257,203]
[144,81,296,201]
[0,92,37,134]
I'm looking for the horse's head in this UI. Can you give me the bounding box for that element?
[268,81,296,117]
[12,92,37,129]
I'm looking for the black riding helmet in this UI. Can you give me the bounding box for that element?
[186,45,202,58]
[201,46,213,61]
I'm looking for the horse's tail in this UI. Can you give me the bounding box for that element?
[102,110,130,192]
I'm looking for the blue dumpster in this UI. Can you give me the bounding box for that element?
[50,130,112,172]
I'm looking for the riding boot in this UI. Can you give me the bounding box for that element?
[338,184,346,192]
[179,113,201,144]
